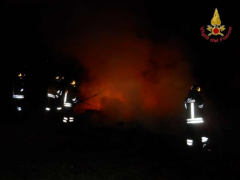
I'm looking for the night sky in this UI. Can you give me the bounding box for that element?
[1,1,239,134]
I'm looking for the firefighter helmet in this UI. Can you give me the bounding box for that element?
[55,75,64,81]
[70,80,78,87]
[71,80,76,85]
[18,73,25,79]
[191,84,201,92]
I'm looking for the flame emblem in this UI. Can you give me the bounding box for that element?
[207,8,225,36]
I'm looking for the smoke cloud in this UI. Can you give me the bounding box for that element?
[42,1,195,131]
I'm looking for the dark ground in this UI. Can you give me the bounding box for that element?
[0,111,239,180]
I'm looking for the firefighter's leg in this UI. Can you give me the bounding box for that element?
[63,107,70,123]
[56,97,62,111]
[190,123,207,152]
[14,98,22,112]
[69,107,74,123]
[15,99,25,123]
[46,98,51,111]
[186,124,194,147]
[63,116,68,123]
[200,125,210,150]
[16,105,23,112]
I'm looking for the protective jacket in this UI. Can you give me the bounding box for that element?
[63,85,78,107]
[184,90,204,124]
[47,79,63,99]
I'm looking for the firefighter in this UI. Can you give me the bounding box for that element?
[46,75,65,112]
[62,80,79,123]
[185,85,209,149]
[13,73,26,112]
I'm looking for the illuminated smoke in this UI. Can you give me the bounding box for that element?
[72,31,193,130]
[42,2,194,130]
[76,37,193,130]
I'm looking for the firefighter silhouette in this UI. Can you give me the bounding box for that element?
[46,75,65,112]
[13,73,26,112]
[62,80,79,123]
[185,85,209,149]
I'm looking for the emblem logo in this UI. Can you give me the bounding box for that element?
[200,8,232,42]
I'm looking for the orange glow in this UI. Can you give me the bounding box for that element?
[72,36,193,125]
[57,11,194,127]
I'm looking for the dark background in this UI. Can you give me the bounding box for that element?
[1,0,239,134]
[0,1,239,179]
[1,1,239,102]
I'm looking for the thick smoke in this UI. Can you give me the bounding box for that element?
[71,21,193,131]
[42,1,195,131]
[78,40,193,130]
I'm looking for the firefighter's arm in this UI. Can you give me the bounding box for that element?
[72,96,78,104]
[55,90,63,98]
[184,97,190,109]
[198,97,204,108]
[47,87,57,98]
